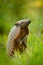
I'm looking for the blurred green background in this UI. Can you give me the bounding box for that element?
[0,0,43,65]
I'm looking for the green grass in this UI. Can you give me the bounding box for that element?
[0,0,43,64]
[0,33,43,65]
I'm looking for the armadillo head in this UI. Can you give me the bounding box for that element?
[15,19,31,28]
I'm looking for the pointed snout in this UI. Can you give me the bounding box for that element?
[25,19,31,25]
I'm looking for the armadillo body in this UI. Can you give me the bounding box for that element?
[6,19,31,57]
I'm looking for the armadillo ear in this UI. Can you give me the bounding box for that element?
[14,23,20,26]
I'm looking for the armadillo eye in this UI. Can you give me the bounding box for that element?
[21,22,23,24]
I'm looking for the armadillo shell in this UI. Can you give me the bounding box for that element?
[6,25,20,57]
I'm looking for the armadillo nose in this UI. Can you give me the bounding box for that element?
[28,20,31,24]
[27,19,31,25]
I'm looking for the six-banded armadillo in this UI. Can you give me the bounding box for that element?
[6,19,31,57]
